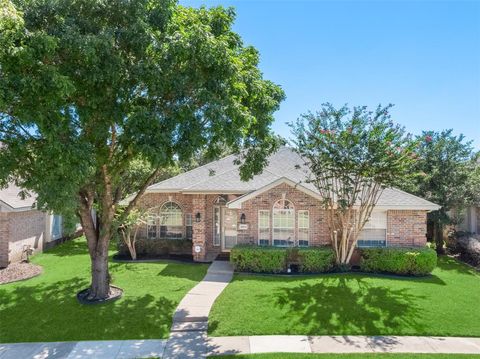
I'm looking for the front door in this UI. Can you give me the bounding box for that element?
[222,208,237,251]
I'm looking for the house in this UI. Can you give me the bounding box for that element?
[0,182,64,268]
[131,147,440,262]
[456,205,480,234]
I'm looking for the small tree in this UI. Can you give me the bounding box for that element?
[291,104,417,265]
[404,130,479,253]
[116,208,147,261]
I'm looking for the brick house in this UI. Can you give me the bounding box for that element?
[0,183,64,268]
[130,147,440,262]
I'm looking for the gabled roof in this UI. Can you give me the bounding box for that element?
[145,147,440,211]
[0,182,36,212]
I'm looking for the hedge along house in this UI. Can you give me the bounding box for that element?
[129,147,440,262]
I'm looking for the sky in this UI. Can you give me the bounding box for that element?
[181,0,480,149]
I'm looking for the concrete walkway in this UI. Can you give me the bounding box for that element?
[164,260,234,359]
[2,261,480,358]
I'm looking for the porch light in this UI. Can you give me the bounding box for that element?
[240,213,246,224]
[195,212,201,222]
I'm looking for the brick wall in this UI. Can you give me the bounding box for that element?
[387,210,427,246]
[238,183,330,246]
[137,192,224,261]
[8,210,47,263]
[0,212,9,268]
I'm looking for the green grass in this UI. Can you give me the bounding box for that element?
[209,256,480,337]
[0,237,208,343]
[214,355,480,359]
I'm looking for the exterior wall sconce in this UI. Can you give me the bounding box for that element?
[195,212,201,222]
[240,213,246,224]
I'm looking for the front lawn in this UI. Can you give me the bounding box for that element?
[214,355,480,359]
[209,256,480,337]
[0,238,208,343]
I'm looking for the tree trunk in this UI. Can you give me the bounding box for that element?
[78,202,112,301]
[435,220,445,255]
[89,245,110,299]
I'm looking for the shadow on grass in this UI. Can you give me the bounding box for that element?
[0,276,176,343]
[272,275,426,335]
[45,238,89,257]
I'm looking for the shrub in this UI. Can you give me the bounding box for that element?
[230,245,286,273]
[456,235,480,267]
[230,245,335,274]
[297,247,335,273]
[360,247,437,276]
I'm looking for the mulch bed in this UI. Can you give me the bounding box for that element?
[77,285,123,305]
[0,262,43,285]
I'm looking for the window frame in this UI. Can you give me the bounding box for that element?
[272,199,295,247]
[297,210,310,247]
[357,211,388,248]
[258,210,270,246]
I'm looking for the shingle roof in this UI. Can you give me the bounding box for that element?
[146,147,440,210]
[0,182,36,211]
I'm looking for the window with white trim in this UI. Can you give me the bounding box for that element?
[357,211,387,247]
[258,210,270,246]
[147,214,157,239]
[297,210,309,247]
[273,199,295,246]
[185,213,193,241]
[213,207,221,246]
[159,202,183,239]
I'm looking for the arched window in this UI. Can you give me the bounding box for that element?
[159,202,183,239]
[272,199,295,246]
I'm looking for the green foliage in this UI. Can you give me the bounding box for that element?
[295,247,335,273]
[230,245,287,273]
[0,0,285,218]
[360,247,437,276]
[404,130,479,223]
[117,238,193,257]
[230,245,335,274]
[290,104,419,207]
[400,130,480,252]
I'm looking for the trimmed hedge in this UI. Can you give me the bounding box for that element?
[230,245,335,274]
[360,247,437,276]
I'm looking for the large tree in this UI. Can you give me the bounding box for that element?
[0,0,284,300]
[291,104,417,265]
[403,130,479,253]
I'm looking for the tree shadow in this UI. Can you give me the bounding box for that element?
[437,255,480,276]
[0,276,177,343]
[45,238,88,257]
[270,275,427,336]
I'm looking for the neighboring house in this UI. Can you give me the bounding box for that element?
[0,183,64,268]
[456,205,480,234]
[130,147,440,262]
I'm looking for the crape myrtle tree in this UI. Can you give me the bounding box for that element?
[404,130,479,253]
[0,0,285,300]
[291,104,417,266]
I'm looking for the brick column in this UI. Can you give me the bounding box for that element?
[192,194,207,262]
[0,213,10,268]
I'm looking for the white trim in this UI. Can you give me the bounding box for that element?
[258,209,270,245]
[227,177,322,209]
[297,210,310,246]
